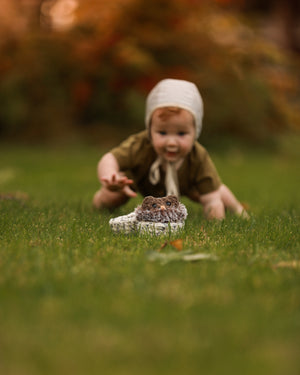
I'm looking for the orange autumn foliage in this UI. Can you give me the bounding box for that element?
[0,0,299,143]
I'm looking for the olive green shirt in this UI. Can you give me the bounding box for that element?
[110,130,222,198]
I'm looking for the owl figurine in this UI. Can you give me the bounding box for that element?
[135,195,187,223]
[109,195,187,235]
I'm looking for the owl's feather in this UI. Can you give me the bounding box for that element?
[135,195,187,223]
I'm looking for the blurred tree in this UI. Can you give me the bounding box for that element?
[216,0,300,53]
[0,0,299,144]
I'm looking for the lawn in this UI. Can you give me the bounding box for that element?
[0,138,299,375]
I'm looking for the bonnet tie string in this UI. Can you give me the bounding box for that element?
[149,157,180,197]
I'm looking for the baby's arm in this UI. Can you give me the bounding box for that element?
[98,153,136,197]
[93,152,137,209]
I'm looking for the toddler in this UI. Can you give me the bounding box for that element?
[93,79,248,219]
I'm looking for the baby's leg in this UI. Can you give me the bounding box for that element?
[199,190,225,220]
[92,188,129,209]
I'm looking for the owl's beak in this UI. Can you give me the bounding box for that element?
[160,205,166,211]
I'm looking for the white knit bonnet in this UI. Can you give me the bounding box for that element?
[145,78,204,138]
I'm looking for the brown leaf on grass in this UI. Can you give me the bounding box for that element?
[158,241,168,251]
[0,191,29,203]
[158,239,183,251]
[170,239,183,251]
[273,260,300,269]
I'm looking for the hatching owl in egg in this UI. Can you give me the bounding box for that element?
[135,195,187,223]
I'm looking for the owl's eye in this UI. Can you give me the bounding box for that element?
[166,201,171,206]
[152,203,157,208]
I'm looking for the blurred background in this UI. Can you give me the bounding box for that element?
[0,0,299,147]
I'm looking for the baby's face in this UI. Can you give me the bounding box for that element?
[150,108,195,163]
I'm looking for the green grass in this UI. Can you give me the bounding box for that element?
[0,138,299,375]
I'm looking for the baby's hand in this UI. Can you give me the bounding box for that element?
[101,173,137,198]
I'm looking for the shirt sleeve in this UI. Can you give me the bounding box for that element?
[190,143,222,195]
[110,134,135,171]
[110,130,154,173]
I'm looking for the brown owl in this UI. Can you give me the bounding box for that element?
[135,195,187,223]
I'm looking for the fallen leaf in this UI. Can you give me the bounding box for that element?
[182,253,218,262]
[0,191,29,202]
[158,241,168,251]
[158,239,183,251]
[273,260,300,269]
[170,239,183,251]
[147,250,218,265]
